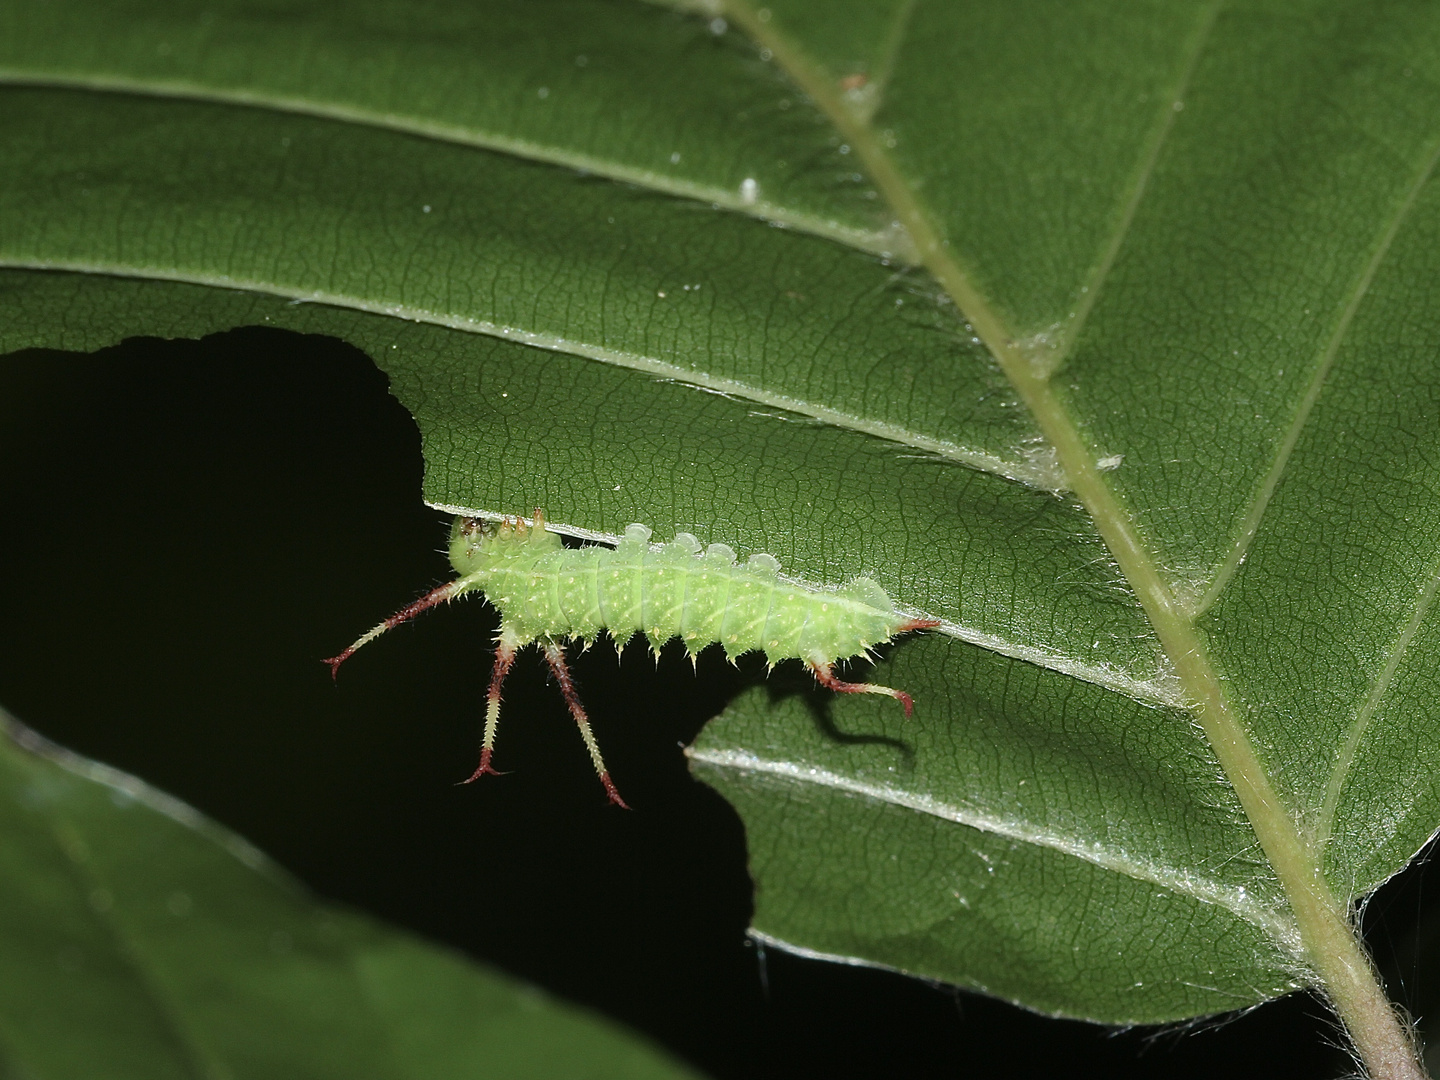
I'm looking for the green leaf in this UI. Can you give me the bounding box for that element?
[0,709,699,1080]
[691,646,1301,1021]
[2,0,1439,1055]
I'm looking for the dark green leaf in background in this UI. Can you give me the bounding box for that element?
[2,0,1439,1065]
[0,710,698,1079]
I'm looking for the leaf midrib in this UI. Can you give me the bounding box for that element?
[718,0,1408,1047]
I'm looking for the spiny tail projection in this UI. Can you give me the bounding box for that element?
[325,511,939,806]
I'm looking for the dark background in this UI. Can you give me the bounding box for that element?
[1,327,1434,1079]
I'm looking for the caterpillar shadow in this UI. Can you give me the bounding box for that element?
[758,652,917,770]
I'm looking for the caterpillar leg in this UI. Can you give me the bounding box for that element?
[323,579,467,680]
[463,640,518,783]
[542,641,630,809]
[807,661,916,718]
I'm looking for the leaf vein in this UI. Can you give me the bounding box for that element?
[0,70,916,263]
[2,258,1063,489]
[686,746,1297,945]
[1192,132,1440,617]
[1042,0,1224,371]
[1317,549,1440,853]
[849,0,916,124]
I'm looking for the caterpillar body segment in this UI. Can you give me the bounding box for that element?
[326,511,938,805]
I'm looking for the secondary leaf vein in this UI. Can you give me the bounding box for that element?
[1040,0,1223,372]
[686,746,1297,944]
[0,71,917,264]
[848,0,916,125]
[1193,133,1440,618]
[2,257,1062,490]
[1317,549,1440,853]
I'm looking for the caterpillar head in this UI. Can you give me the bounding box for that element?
[448,510,562,576]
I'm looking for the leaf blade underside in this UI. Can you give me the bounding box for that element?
[3,0,1440,1031]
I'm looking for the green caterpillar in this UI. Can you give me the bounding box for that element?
[326,512,937,806]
